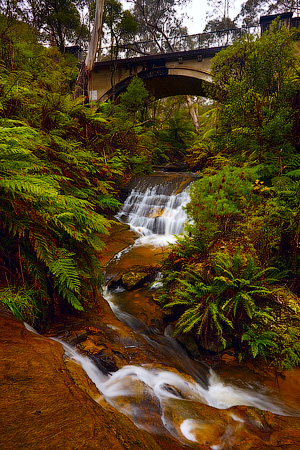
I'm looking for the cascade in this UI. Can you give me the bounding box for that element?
[116,172,197,244]
[43,172,300,449]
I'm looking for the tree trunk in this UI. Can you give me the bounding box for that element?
[186,95,200,132]
[74,0,105,100]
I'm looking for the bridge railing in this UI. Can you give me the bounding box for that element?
[98,26,260,61]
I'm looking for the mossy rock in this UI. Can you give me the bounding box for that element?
[121,270,149,290]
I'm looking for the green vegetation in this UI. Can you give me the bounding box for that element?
[158,22,300,369]
[0,15,155,325]
[1,5,300,373]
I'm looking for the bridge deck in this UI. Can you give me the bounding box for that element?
[93,46,227,70]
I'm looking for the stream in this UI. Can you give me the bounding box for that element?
[41,173,300,448]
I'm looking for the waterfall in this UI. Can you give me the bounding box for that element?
[38,172,300,449]
[116,172,196,244]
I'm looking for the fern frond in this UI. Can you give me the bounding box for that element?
[0,176,59,197]
[176,305,203,334]
[59,288,84,311]
[164,298,195,308]
[30,232,55,266]
[49,251,81,294]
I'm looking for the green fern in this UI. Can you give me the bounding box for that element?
[242,327,278,359]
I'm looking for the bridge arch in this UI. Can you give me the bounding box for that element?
[97,66,213,101]
[90,48,219,103]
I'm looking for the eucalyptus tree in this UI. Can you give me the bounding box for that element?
[102,0,138,102]
[0,0,24,19]
[28,0,90,52]
[0,0,91,50]
[129,0,190,53]
[74,0,105,99]
[237,0,300,27]
[127,0,200,130]
[204,16,236,31]
[102,0,138,59]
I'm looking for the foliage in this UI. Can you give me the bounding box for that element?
[274,326,300,370]
[158,25,300,369]
[241,326,278,360]
[184,165,258,251]
[118,76,149,119]
[0,119,111,317]
[0,285,41,325]
[0,1,90,51]
[103,0,138,59]
[236,0,300,27]
[160,247,281,350]
[0,16,154,324]
[210,23,298,169]
[148,96,197,162]
[131,0,190,54]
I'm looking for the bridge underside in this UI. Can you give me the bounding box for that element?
[101,73,212,101]
[143,75,212,99]
[92,49,217,103]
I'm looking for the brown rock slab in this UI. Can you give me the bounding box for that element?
[0,312,163,450]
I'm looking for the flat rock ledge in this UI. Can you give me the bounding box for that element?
[2,310,300,449]
[0,311,166,450]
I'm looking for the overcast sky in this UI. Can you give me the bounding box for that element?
[182,0,245,34]
[121,0,246,35]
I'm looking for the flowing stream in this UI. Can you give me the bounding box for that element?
[38,172,300,448]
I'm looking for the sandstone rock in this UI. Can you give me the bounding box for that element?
[121,270,150,290]
[0,311,164,450]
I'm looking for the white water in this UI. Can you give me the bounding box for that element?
[24,315,298,450]
[48,335,297,448]
[116,183,191,246]
[24,174,300,448]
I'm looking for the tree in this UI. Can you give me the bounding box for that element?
[204,16,237,32]
[129,0,190,54]
[126,0,200,130]
[211,21,298,164]
[74,0,105,99]
[0,0,90,51]
[205,0,237,30]
[0,19,116,319]
[103,0,137,59]
[237,0,300,28]
[102,0,138,101]
[156,24,300,367]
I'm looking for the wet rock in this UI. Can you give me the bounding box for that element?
[108,265,156,290]
[122,270,150,290]
[98,222,137,266]
[119,171,199,201]
[0,311,164,450]
[161,383,185,399]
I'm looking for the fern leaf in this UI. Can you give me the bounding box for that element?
[49,252,81,294]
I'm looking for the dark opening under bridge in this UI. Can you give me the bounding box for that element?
[89,12,299,102]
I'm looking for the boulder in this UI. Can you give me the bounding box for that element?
[121,270,150,290]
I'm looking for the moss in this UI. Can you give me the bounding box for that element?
[121,271,149,290]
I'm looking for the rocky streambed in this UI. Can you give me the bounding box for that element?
[2,222,300,449]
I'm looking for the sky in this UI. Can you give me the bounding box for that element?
[182,0,245,34]
[121,0,246,36]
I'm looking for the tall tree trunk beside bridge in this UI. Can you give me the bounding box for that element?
[74,0,105,100]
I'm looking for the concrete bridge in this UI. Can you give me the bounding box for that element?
[89,13,296,102]
[90,47,218,102]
